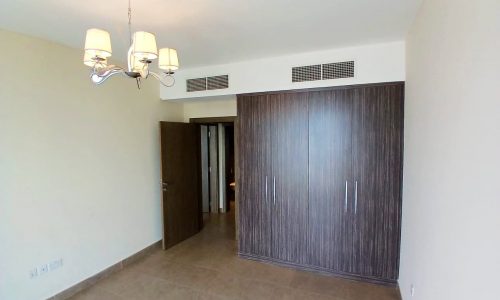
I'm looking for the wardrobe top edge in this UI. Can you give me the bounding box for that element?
[237,81,405,98]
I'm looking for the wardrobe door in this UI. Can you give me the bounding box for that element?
[308,89,354,272]
[351,84,404,281]
[237,95,272,258]
[269,92,309,264]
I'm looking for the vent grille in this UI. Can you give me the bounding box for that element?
[207,75,229,90]
[322,61,354,80]
[187,75,229,92]
[187,78,207,92]
[292,61,355,82]
[292,65,322,82]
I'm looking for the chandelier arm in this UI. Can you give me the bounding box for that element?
[92,65,124,75]
[149,71,176,87]
[90,66,127,85]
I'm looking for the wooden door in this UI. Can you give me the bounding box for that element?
[237,95,272,257]
[269,92,309,264]
[351,83,404,281]
[308,89,355,272]
[160,122,202,249]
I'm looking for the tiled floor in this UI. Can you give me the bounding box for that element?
[70,204,401,300]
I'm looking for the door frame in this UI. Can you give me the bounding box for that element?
[190,116,238,240]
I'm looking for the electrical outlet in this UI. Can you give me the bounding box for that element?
[49,258,63,271]
[39,264,49,275]
[410,284,415,297]
[30,258,64,279]
[29,268,38,279]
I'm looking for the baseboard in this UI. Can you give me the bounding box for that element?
[47,240,162,300]
[238,252,397,287]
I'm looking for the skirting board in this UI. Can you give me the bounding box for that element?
[47,240,162,300]
[238,252,398,287]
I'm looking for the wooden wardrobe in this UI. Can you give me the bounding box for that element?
[237,82,404,285]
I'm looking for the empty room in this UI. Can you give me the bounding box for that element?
[1,0,499,299]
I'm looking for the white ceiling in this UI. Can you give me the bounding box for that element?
[0,0,422,68]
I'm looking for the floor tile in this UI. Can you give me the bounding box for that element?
[69,204,400,300]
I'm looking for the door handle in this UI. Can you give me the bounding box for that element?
[162,181,172,192]
[273,176,276,205]
[354,181,358,215]
[345,181,348,213]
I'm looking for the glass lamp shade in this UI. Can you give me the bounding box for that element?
[158,48,179,71]
[83,52,107,68]
[84,28,112,58]
[133,31,158,60]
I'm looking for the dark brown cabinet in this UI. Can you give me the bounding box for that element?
[308,88,355,273]
[350,85,404,281]
[238,95,272,258]
[237,82,404,285]
[238,93,309,265]
[269,93,309,264]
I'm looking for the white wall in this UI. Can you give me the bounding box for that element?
[182,96,237,122]
[161,41,405,100]
[400,1,500,299]
[0,29,184,300]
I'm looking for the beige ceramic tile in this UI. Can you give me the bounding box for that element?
[70,207,400,300]
[70,287,124,300]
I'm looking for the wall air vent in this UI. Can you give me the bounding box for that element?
[291,61,355,83]
[187,77,207,92]
[207,75,229,90]
[187,75,229,92]
[322,61,354,80]
[292,65,322,82]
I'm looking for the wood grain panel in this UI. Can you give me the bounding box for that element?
[351,83,404,280]
[237,95,272,257]
[160,122,201,249]
[270,92,309,264]
[236,82,404,284]
[308,89,354,271]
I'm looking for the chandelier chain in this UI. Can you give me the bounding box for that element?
[128,0,132,46]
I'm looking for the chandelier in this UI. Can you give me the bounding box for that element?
[83,0,179,89]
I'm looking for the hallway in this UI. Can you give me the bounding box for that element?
[70,210,400,300]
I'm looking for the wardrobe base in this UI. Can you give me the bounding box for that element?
[238,252,398,287]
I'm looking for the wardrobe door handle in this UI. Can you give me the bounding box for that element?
[354,181,358,215]
[265,176,268,202]
[273,176,276,205]
[345,181,348,213]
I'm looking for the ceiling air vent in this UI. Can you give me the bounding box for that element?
[187,77,207,92]
[322,61,354,80]
[291,61,355,83]
[207,75,229,90]
[187,75,229,92]
[292,64,322,82]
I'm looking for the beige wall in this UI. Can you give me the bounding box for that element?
[0,29,183,300]
[182,96,237,122]
[400,0,500,299]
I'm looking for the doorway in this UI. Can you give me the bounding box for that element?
[191,117,236,228]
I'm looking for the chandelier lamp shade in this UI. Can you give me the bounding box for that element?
[84,29,112,58]
[83,1,179,88]
[159,48,179,73]
[132,31,158,60]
